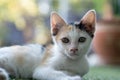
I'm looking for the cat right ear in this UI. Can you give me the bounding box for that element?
[80,10,96,34]
[51,12,66,36]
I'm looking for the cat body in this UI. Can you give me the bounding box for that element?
[0,10,96,80]
[0,44,44,78]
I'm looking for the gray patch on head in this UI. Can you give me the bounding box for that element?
[69,22,94,38]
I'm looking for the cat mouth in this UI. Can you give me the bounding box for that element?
[69,52,79,56]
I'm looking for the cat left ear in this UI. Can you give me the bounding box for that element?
[80,10,96,36]
[51,12,66,36]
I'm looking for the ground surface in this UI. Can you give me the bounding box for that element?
[83,66,120,80]
[10,66,120,80]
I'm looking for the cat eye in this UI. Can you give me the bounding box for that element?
[61,37,69,43]
[78,37,86,43]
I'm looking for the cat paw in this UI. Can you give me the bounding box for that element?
[68,76,81,80]
[0,68,9,80]
[62,76,81,80]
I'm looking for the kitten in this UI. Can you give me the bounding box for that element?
[0,10,96,80]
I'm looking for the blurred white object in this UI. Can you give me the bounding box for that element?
[87,53,104,66]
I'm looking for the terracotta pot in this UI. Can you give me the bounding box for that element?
[93,20,120,65]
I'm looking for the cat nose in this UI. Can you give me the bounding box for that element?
[70,48,78,53]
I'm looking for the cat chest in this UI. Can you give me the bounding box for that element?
[59,64,81,74]
[54,60,88,76]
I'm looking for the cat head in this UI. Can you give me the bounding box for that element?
[50,10,96,60]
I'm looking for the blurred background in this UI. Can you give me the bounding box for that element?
[0,0,120,65]
[0,0,120,79]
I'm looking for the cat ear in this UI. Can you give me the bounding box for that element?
[80,10,96,36]
[51,12,66,36]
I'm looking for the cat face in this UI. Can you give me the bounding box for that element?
[51,10,96,59]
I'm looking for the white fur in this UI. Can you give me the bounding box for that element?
[0,44,44,78]
[0,35,90,80]
[0,68,9,80]
[33,27,91,80]
[33,11,94,80]
[33,42,89,80]
[0,38,90,80]
[0,10,95,80]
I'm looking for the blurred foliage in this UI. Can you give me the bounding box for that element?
[0,0,52,45]
[110,0,120,17]
[70,0,94,13]
[0,0,38,30]
[0,23,8,45]
[0,0,119,45]
[51,0,59,11]
[70,0,107,14]
[92,0,107,13]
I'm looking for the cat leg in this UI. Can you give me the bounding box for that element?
[33,67,81,80]
[0,68,9,80]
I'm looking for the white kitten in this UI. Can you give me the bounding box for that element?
[0,10,96,80]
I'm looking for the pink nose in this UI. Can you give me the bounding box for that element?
[70,48,78,53]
